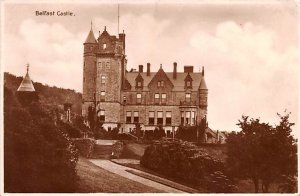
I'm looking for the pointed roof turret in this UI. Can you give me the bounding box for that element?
[199,66,207,90]
[84,24,97,43]
[17,64,35,92]
[199,77,207,90]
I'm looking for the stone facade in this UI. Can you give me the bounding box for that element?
[82,26,208,133]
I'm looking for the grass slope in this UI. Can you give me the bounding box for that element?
[76,157,163,193]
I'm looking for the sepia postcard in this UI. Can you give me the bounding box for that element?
[0,0,299,195]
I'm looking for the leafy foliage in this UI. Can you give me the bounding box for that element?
[4,86,79,192]
[226,114,297,193]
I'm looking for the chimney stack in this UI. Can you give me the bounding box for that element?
[173,62,177,79]
[147,63,150,76]
[138,65,143,73]
[184,66,194,73]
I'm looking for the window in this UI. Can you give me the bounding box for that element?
[185,111,191,125]
[133,111,139,123]
[149,111,154,125]
[192,111,196,125]
[157,81,164,87]
[166,111,172,125]
[99,110,105,122]
[123,96,127,104]
[106,62,110,69]
[101,75,106,84]
[154,93,160,104]
[185,93,191,102]
[137,81,142,87]
[136,93,142,104]
[98,62,102,69]
[187,81,191,87]
[103,43,107,49]
[157,111,163,125]
[126,111,132,123]
[161,93,167,104]
[181,111,184,125]
[100,91,105,101]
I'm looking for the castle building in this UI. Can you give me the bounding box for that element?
[82,26,208,134]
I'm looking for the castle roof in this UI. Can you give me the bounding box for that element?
[84,29,97,43]
[125,71,203,91]
[199,77,207,90]
[17,66,35,92]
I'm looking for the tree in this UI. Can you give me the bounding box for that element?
[226,113,297,193]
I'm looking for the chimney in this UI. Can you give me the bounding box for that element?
[173,62,177,79]
[138,65,143,73]
[147,63,150,76]
[184,66,194,73]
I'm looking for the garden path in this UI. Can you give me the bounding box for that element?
[89,159,185,193]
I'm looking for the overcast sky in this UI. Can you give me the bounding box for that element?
[2,1,299,132]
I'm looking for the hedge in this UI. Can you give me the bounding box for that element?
[72,138,95,158]
[140,139,236,192]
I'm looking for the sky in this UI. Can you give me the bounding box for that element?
[2,0,299,132]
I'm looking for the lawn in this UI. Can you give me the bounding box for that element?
[75,157,162,193]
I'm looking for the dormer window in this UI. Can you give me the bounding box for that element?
[103,43,107,49]
[184,73,193,89]
[187,81,191,87]
[135,73,144,89]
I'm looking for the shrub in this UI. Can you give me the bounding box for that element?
[4,99,78,192]
[72,138,95,158]
[111,141,124,158]
[141,139,232,191]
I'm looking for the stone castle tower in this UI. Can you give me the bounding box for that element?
[82,26,127,128]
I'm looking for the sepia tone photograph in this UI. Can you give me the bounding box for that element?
[1,0,299,194]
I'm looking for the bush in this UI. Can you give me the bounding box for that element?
[141,139,231,191]
[111,141,124,158]
[72,138,95,158]
[4,87,78,192]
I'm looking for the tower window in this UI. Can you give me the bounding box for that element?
[133,111,139,123]
[98,62,102,69]
[100,91,105,101]
[101,75,106,84]
[166,111,172,125]
[136,93,142,104]
[157,111,163,125]
[98,110,105,122]
[185,93,191,102]
[103,43,107,49]
[149,111,154,125]
[161,93,167,104]
[106,62,110,69]
[123,96,127,104]
[154,93,160,104]
[126,111,132,123]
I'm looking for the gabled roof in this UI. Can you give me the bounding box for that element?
[17,70,35,92]
[148,67,174,89]
[125,71,203,91]
[135,73,144,81]
[84,29,97,43]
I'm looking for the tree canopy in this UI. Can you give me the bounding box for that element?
[226,113,297,193]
